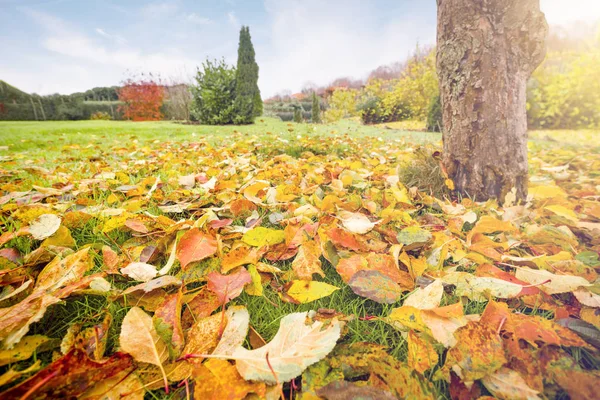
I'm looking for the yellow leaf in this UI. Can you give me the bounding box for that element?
[545,204,578,223]
[41,225,76,248]
[470,215,517,235]
[285,280,339,303]
[245,264,263,296]
[0,335,55,366]
[407,331,438,374]
[242,227,285,247]
[529,185,568,200]
[192,359,266,400]
[444,178,455,190]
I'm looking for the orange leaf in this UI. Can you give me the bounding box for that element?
[176,228,218,270]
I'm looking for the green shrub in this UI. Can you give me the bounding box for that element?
[293,106,303,123]
[190,59,237,125]
[90,111,112,120]
[358,96,411,124]
[426,94,442,132]
[527,51,600,129]
[311,92,321,123]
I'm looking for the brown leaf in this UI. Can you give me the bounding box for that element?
[291,239,324,280]
[181,288,221,330]
[348,270,403,304]
[0,349,133,399]
[316,380,396,400]
[438,321,507,382]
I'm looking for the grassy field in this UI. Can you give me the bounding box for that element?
[0,119,599,399]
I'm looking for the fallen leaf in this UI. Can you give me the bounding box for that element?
[120,262,158,282]
[438,320,507,382]
[80,370,144,400]
[242,227,285,247]
[407,330,438,374]
[0,360,42,388]
[285,280,340,303]
[403,279,444,309]
[0,349,132,399]
[154,289,185,359]
[0,292,62,349]
[212,306,250,356]
[192,358,266,400]
[337,211,379,234]
[176,228,218,269]
[397,226,432,250]
[348,270,403,304]
[207,268,252,305]
[119,307,169,392]
[316,380,396,400]
[226,311,342,384]
[515,267,591,294]
[292,240,325,280]
[0,335,57,366]
[221,245,263,273]
[441,272,524,301]
[29,213,61,240]
[35,247,91,291]
[481,367,541,400]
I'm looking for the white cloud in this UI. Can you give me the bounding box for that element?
[257,0,434,97]
[95,28,127,45]
[186,13,212,25]
[228,11,239,27]
[16,8,200,94]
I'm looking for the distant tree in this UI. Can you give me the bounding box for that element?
[190,59,237,125]
[293,105,303,123]
[164,83,192,121]
[118,73,164,121]
[234,26,262,124]
[367,62,404,82]
[311,91,321,123]
[425,94,442,132]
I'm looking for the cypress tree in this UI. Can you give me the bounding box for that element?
[234,26,262,124]
[311,91,321,123]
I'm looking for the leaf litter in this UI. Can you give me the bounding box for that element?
[0,129,598,398]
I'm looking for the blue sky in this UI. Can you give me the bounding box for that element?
[0,0,598,97]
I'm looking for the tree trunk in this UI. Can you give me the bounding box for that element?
[436,0,547,202]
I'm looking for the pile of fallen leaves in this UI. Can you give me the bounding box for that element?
[0,131,599,399]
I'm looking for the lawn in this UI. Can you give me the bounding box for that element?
[0,119,599,399]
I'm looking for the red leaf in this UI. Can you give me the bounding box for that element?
[207,268,252,305]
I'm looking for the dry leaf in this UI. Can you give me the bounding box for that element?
[120,262,158,282]
[29,214,61,240]
[119,307,169,392]
[217,311,342,384]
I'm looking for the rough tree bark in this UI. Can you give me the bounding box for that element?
[436,0,547,202]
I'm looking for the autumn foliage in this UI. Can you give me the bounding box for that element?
[118,74,164,121]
